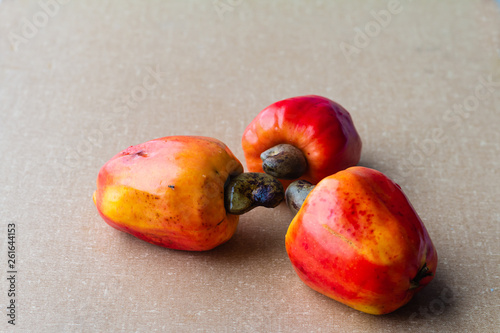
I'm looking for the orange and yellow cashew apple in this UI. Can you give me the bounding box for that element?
[93,136,284,251]
[285,166,438,314]
[242,95,362,189]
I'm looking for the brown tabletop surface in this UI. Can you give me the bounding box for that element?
[1,1,499,332]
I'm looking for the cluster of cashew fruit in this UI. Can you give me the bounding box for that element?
[94,95,437,315]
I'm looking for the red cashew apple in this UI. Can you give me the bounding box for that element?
[93,136,284,251]
[242,95,362,189]
[285,166,438,314]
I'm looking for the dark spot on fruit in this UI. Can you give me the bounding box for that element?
[136,150,148,157]
[168,185,175,189]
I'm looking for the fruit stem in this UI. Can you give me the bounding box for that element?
[409,263,433,290]
[285,180,315,215]
[224,173,284,215]
[260,144,308,180]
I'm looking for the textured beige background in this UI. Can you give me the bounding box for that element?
[1,0,499,332]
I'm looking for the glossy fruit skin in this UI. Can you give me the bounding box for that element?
[285,167,437,315]
[242,95,362,189]
[93,136,244,251]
